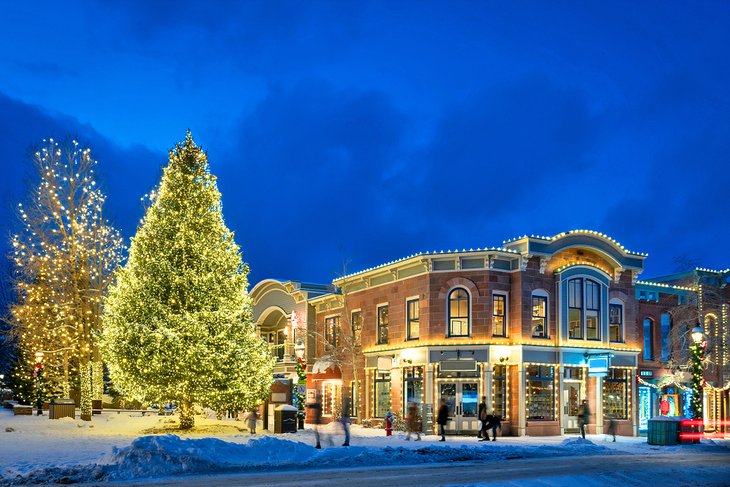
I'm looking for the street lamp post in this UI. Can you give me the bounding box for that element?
[33,351,45,416]
[688,325,706,421]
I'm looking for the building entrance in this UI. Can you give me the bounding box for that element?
[563,382,581,433]
[440,382,479,434]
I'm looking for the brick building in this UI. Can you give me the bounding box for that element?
[250,230,729,437]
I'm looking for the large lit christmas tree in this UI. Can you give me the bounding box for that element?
[101,132,274,429]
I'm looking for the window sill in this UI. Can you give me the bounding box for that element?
[406,337,420,341]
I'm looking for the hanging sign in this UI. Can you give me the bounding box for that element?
[587,356,609,377]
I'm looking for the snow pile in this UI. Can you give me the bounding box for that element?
[3,434,618,484]
[109,435,317,478]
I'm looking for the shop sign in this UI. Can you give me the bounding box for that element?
[638,386,651,431]
[440,359,476,372]
[587,357,609,377]
[639,370,653,377]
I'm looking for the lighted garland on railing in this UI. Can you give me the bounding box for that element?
[295,357,307,419]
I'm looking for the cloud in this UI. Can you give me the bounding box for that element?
[0,91,160,251]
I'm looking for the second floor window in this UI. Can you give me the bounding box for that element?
[568,277,601,340]
[661,312,672,362]
[586,280,600,340]
[532,295,547,338]
[568,278,583,339]
[351,310,362,347]
[493,294,506,337]
[377,304,389,344]
[407,298,420,340]
[643,317,654,361]
[325,315,339,347]
[448,288,470,337]
[609,303,623,342]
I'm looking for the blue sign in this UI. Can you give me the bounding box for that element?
[638,386,651,431]
[587,357,609,377]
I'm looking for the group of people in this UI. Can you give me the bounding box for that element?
[477,396,502,441]
[435,397,501,442]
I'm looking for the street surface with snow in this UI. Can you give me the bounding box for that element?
[1,408,728,486]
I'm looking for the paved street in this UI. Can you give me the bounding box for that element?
[117,451,730,487]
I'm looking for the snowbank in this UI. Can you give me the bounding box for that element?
[3,434,620,484]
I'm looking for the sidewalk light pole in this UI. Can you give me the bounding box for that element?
[689,324,706,421]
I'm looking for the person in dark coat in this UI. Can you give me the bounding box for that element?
[485,411,501,441]
[341,396,351,446]
[437,398,449,441]
[478,396,488,440]
[307,394,324,448]
[577,399,590,439]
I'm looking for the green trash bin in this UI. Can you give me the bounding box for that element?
[647,417,682,445]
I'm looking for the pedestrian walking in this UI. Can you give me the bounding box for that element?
[384,409,393,436]
[405,402,421,441]
[606,414,617,442]
[478,396,488,440]
[246,408,258,434]
[577,399,590,439]
[437,399,449,441]
[341,396,351,446]
[307,394,324,448]
[485,411,501,441]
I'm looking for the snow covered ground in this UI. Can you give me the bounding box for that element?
[1,407,728,485]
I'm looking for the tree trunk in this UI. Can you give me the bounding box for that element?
[179,399,195,429]
[79,361,92,421]
[92,357,104,401]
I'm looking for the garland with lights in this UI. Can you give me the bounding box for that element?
[101,132,275,429]
[295,357,307,420]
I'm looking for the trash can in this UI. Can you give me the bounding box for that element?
[49,398,76,420]
[274,404,298,433]
[647,417,682,445]
[92,399,102,415]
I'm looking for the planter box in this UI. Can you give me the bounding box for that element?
[13,405,33,416]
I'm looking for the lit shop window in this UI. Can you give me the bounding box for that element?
[525,365,555,421]
[603,369,628,420]
[374,371,391,417]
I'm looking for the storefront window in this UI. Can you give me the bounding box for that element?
[374,371,391,417]
[492,364,507,419]
[321,381,341,417]
[350,380,359,417]
[526,365,555,420]
[403,367,423,416]
[602,369,628,420]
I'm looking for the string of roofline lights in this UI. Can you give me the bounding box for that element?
[637,374,730,392]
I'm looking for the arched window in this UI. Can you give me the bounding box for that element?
[660,312,672,362]
[448,288,470,337]
[531,290,548,338]
[643,318,654,361]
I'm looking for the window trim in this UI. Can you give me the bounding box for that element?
[406,296,420,341]
[492,292,508,337]
[531,290,549,338]
[447,287,471,337]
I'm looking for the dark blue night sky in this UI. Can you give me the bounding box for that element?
[1,1,728,285]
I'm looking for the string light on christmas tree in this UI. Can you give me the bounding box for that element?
[101,132,275,429]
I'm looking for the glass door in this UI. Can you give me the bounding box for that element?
[439,382,479,433]
[460,383,479,432]
[563,382,581,432]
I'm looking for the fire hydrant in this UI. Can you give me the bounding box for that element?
[385,410,393,436]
